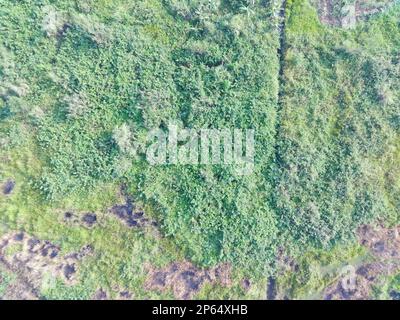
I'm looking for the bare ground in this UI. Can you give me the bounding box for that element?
[144,261,232,300]
[324,224,400,300]
[0,232,93,299]
[313,0,395,27]
[1,179,15,196]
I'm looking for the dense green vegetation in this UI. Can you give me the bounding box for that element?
[1,0,281,273]
[277,0,400,250]
[0,0,399,299]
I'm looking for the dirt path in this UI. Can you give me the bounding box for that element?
[267,0,288,301]
[273,0,288,170]
[277,0,287,86]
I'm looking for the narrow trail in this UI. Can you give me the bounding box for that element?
[277,0,287,93]
[267,276,277,300]
[267,0,287,301]
[272,0,288,170]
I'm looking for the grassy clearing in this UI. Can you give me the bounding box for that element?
[0,0,399,299]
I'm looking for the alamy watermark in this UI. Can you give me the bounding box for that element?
[145,124,255,175]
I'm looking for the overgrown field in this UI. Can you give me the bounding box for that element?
[0,0,399,299]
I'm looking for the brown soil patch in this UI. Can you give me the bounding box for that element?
[355,0,394,18]
[145,261,232,300]
[324,261,398,300]
[92,288,108,300]
[357,224,400,260]
[91,287,133,300]
[314,0,395,27]
[315,0,341,27]
[324,224,400,300]
[0,232,93,297]
[2,179,15,195]
[61,210,98,229]
[118,290,133,300]
[0,265,39,300]
[109,186,159,231]
[241,278,251,291]
[81,213,97,228]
